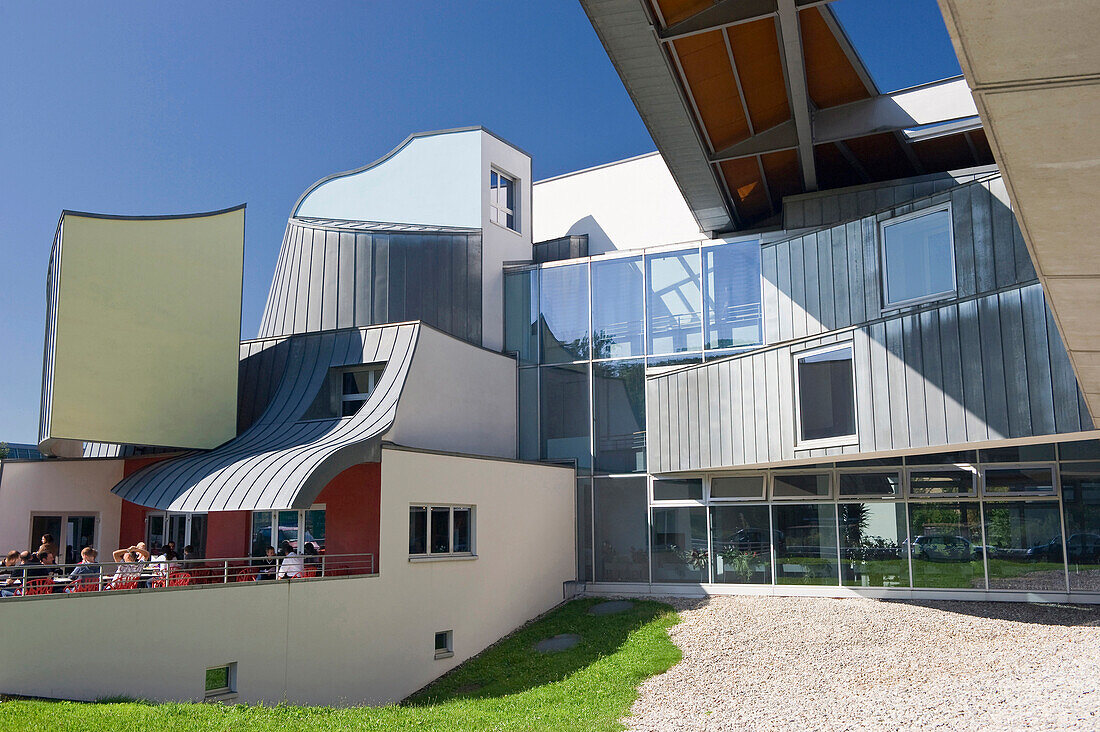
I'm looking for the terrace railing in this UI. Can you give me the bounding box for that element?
[0,552,376,598]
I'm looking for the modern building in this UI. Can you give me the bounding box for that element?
[1,0,1098,706]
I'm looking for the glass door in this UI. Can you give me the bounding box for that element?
[147,513,166,549]
[188,515,207,558]
[168,514,188,554]
[65,516,96,564]
[30,515,62,555]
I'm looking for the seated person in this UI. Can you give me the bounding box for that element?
[109,545,150,587]
[67,547,101,591]
[254,546,277,581]
[0,551,21,596]
[1,549,58,596]
[276,541,305,579]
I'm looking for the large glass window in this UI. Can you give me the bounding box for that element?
[646,249,702,355]
[504,269,538,366]
[907,502,984,588]
[591,257,644,359]
[880,207,954,308]
[796,345,856,443]
[772,503,839,585]
[540,364,591,470]
[651,507,708,583]
[252,508,324,558]
[983,501,1064,590]
[710,504,772,584]
[490,169,517,231]
[1060,464,1100,590]
[839,503,909,587]
[593,477,648,582]
[540,264,589,363]
[593,359,645,473]
[703,241,762,349]
[518,368,539,461]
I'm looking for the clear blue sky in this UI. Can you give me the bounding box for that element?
[0,0,960,443]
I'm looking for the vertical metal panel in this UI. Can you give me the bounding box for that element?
[818,229,835,332]
[1020,284,1056,435]
[820,193,839,225]
[853,327,874,451]
[434,237,453,335]
[354,233,373,326]
[999,288,1031,437]
[971,184,996,294]
[1080,389,1094,431]
[467,233,483,344]
[838,192,858,222]
[321,231,339,331]
[987,178,1017,288]
[675,373,689,471]
[1013,208,1037,282]
[919,308,948,446]
[776,242,793,340]
[857,189,876,217]
[740,357,756,465]
[938,303,969,444]
[868,321,892,450]
[885,317,909,448]
[336,232,356,329]
[914,180,934,198]
[902,314,928,448]
[752,354,769,462]
[789,237,807,339]
[387,234,407,323]
[306,228,325,332]
[450,234,468,340]
[786,199,804,229]
[951,186,976,298]
[372,235,389,324]
[845,220,865,324]
[707,364,721,468]
[684,369,699,469]
[292,225,312,334]
[645,378,661,472]
[725,359,741,466]
[977,293,1009,439]
[861,217,879,319]
[804,197,822,227]
[957,298,988,441]
[762,245,781,343]
[803,233,820,336]
[875,187,894,210]
[771,347,790,461]
[830,226,849,329]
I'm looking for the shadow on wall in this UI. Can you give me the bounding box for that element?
[403,598,675,704]
[567,215,614,256]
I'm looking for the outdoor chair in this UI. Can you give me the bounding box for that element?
[66,578,100,593]
[108,578,139,591]
[21,579,53,596]
[168,572,192,586]
[235,569,257,582]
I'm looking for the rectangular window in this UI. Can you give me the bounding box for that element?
[646,249,702,355]
[434,630,454,659]
[909,468,975,496]
[301,364,384,420]
[540,264,589,364]
[490,170,517,231]
[838,472,902,497]
[650,506,708,583]
[907,501,984,589]
[591,256,644,359]
[772,472,832,499]
[880,206,955,308]
[983,467,1056,496]
[593,359,646,474]
[504,269,539,366]
[652,477,703,501]
[252,507,326,557]
[710,475,765,500]
[772,503,839,585]
[204,663,235,697]
[796,345,856,444]
[409,506,475,557]
[703,240,762,349]
[839,502,909,588]
[710,504,772,584]
[540,363,591,470]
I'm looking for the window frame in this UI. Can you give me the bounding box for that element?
[981,463,1059,498]
[906,464,978,498]
[650,476,705,504]
[29,511,100,565]
[434,630,454,660]
[204,662,236,698]
[249,505,326,557]
[792,342,858,449]
[490,167,519,233]
[706,473,767,502]
[879,204,956,311]
[835,468,904,499]
[408,504,477,560]
[770,470,834,500]
[300,363,386,422]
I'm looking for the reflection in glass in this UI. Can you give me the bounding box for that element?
[593,360,646,473]
[540,264,589,363]
[983,467,1055,495]
[651,507,708,583]
[430,507,450,554]
[1058,440,1100,461]
[189,515,207,559]
[646,249,702,355]
[710,505,771,584]
[797,346,855,442]
[304,510,325,554]
[703,241,762,349]
[518,368,539,460]
[983,501,1064,590]
[839,503,909,587]
[881,209,953,306]
[907,502,984,588]
[1060,466,1100,590]
[906,451,977,465]
[652,478,703,501]
[646,353,702,369]
[772,503,839,585]
[540,364,591,470]
[577,480,593,582]
[452,508,471,553]
[591,257,644,358]
[409,507,426,554]
[773,473,831,498]
[251,512,273,557]
[594,478,648,582]
[277,510,299,552]
[504,269,539,365]
[839,472,901,497]
[710,475,765,499]
[909,469,975,495]
[979,444,1056,463]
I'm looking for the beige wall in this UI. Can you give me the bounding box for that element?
[0,448,574,705]
[0,459,123,557]
[44,209,244,451]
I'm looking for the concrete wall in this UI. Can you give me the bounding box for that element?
[0,447,574,706]
[532,152,703,255]
[0,458,123,556]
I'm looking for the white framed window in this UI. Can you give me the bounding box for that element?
[836,469,903,498]
[880,205,955,309]
[29,512,98,565]
[708,474,766,501]
[490,169,518,231]
[409,505,475,558]
[250,505,326,557]
[301,364,385,421]
[434,630,454,659]
[204,662,236,698]
[771,471,833,500]
[907,465,978,497]
[650,477,703,503]
[145,511,207,559]
[794,343,857,448]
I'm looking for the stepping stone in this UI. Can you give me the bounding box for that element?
[535,633,581,653]
[588,600,634,616]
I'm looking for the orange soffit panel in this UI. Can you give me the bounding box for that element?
[673,31,750,150]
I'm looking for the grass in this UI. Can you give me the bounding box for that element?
[0,598,680,732]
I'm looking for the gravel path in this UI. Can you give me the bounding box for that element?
[626,596,1100,731]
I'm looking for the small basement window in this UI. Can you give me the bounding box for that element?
[301,364,385,420]
[880,206,955,308]
[410,505,475,558]
[204,662,235,698]
[490,169,518,231]
[795,345,856,446]
[435,630,454,659]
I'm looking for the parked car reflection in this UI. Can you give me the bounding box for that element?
[1027,533,1100,563]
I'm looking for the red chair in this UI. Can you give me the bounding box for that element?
[108,578,139,591]
[21,579,53,596]
[150,576,169,589]
[66,578,101,593]
[235,569,257,582]
[168,572,192,587]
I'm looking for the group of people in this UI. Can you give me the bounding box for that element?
[0,533,203,596]
[252,540,320,580]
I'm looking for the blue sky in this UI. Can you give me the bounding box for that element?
[0,0,960,442]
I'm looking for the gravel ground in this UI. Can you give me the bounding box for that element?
[626,596,1100,731]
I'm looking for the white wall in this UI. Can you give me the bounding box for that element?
[480,132,533,351]
[533,152,704,255]
[0,448,575,706]
[386,325,518,460]
[0,459,123,557]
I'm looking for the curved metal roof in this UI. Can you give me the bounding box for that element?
[111,322,418,512]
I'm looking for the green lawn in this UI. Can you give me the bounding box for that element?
[0,599,680,732]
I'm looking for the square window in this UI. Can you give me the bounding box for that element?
[881,207,955,308]
[435,630,453,659]
[204,663,235,697]
[796,345,856,444]
[490,170,518,231]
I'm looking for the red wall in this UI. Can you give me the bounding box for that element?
[118,500,147,548]
[206,511,250,558]
[316,462,381,570]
